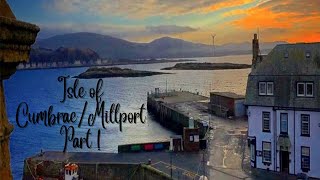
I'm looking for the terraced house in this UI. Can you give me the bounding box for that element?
[245,34,320,178]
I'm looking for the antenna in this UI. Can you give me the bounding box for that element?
[211,34,216,57]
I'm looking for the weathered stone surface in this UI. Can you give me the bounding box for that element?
[0,16,39,63]
[0,82,14,180]
[0,0,15,18]
[0,1,39,180]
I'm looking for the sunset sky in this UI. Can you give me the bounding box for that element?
[7,0,320,45]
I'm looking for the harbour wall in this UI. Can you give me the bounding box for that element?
[147,92,208,138]
[23,158,171,180]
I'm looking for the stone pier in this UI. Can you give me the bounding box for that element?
[147,90,209,137]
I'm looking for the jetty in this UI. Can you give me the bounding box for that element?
[147,89,210,137]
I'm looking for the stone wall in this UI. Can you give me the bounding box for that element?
[23,158,172,180]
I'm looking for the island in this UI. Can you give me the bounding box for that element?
[74,67,170,79]
[161,62,251,70]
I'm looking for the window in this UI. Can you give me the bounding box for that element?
[259,82,274,96]
[250,144,256,161]
[280,113,288,134]
[267,82,274,95]
[259,82,266,95]
[297,83,305,97]
[301,114,310,136]
[297,82,314,97]
[262,112,270,132]
[194,135,199,142]
[262,142,271,163]
[301,146,310,171]
[306,83,313,97]
[284,52,289,58]
[306,52,311,58]
[189,135,194,142]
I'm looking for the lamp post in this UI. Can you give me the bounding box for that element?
[170,151,173,178]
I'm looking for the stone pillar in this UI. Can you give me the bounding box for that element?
[0,1,39,179]
[0,77,14,179]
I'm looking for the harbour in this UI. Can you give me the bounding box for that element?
[22,88,297,179]
[2,1,319,179]
[5,55,252,179]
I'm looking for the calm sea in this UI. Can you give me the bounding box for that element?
[4,54,251,179]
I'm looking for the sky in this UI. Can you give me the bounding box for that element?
[7,0,320,45]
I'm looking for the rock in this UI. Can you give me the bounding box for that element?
[161,62,251,70]
[74,67,171,79]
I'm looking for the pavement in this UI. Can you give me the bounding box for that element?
[173,100,302,180]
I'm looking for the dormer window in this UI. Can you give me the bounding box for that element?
[306,52,311,58]
[297,82,313,97]
[259,82,274,96]
[284,52,289,58]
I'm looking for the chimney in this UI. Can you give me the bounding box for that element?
[252,33,260,67]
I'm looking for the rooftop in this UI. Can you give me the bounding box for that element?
[245,41,320,109]
[210,92,245,99]
[251,42,320,76]
[153,91,208,104]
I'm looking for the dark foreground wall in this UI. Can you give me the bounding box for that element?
[23,158,171,180]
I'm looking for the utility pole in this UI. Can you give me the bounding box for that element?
[166,78,168,95]
[211,34,216,57]
[170,151,173,178]
[202,151,206,177]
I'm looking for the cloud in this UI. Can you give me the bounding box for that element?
[37,23,199,42]
[203,0,255,13]
[40,0,320,44]
[38,23,144,39]
[46,0,256,18]
[145,25,198,35]
[229,0,320,42]
[258,0,320,15]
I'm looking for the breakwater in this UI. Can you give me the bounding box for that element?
[147,90,210,138]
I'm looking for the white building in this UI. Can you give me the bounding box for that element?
[245,34,320,178]
[64,163,79,180]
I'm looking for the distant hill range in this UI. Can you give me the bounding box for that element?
[30,47,100,63]
[33,32,287,59]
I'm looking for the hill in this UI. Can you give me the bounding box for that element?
[29,47,100,63]
[34,32,286,59]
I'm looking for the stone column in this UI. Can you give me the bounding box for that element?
[0,77,14,179]
[0,1,39,179]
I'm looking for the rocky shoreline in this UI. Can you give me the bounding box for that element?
[161,62,251,70]
[74,67,170,79]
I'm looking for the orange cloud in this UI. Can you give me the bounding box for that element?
[233,7,296,29]
[222,9,246,17]
[287,33,320,43]
[203,0,255,13]
[230,0,320,43]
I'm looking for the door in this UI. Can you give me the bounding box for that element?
[280,151,289,173]
[249,138,256,168]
